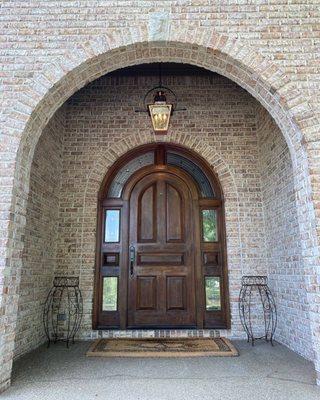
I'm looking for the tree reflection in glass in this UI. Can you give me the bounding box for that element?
[202,209,217,242]
[205,277,221,311]
[103,277,118,311]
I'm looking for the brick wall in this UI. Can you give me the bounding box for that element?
[14,108,65,358]
[257,107,313,360]
[14,69,311,361]
[1,1,319,119]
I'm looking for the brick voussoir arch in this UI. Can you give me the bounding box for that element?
[15,24,318,161]
[0,23,319,391]
[84,134,239,205]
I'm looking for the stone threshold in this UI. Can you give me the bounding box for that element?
[78,329,238,340]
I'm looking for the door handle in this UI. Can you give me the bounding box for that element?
[129,245,135,277]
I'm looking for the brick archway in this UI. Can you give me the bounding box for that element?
[1,22,319,390]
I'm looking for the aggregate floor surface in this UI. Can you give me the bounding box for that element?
[2,340,319,400]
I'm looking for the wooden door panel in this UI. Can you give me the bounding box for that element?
[136,276,157,310]
[203,251,220,266]
[138,183,157,242]
[103,253,120,266]
[166,183,184,242]
[137,252,184,266]
[166,276,186,310]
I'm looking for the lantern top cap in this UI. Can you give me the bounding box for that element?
[154,90,167,103]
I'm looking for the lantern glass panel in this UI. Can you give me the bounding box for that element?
[148,104,172,133]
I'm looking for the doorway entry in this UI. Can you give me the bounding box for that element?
[93,144,230,330]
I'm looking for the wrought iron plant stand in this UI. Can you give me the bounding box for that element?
[43,276,83,347]
[239,276,277,345]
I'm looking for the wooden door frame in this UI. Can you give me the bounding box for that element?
[93,143,230,330]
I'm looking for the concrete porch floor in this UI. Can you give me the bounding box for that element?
[2,340,319,400]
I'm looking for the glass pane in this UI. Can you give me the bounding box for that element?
[167,152,214,198]
[105,210,120,242]
[102,277,118,311]
[202,209,217,242]
[148,104,172,132]
[205,277,221,311]
[107,152,154,198]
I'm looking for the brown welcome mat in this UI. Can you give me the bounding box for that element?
[86,337,238,357]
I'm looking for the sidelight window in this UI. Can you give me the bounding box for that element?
[104,209,120,243]
[102,277,118,311]
[205,277,221,311]
[202,209,218,242]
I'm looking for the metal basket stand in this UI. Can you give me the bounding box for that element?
[43,276,83,347]
[239,275,277,346]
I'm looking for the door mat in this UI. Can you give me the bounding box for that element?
[86,337,238,357]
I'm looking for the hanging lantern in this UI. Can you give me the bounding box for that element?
[135,64,186,134]
[148,90,172,134]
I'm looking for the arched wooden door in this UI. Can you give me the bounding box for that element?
[93,144,230,330]
[127,170,197,328]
